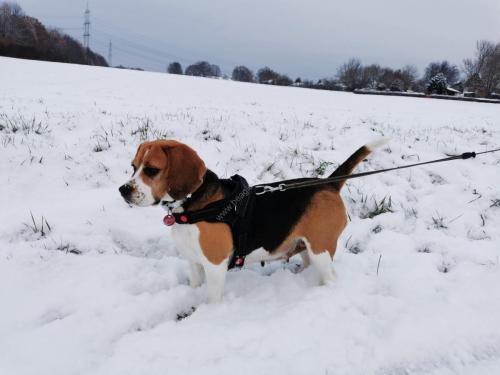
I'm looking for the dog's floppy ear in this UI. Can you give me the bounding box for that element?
[133,141,151,165]
[160,140,207,200]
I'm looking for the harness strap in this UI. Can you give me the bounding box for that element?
[169,175,254,270]
[172,202,231,224]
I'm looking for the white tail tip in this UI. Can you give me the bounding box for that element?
[366,138,390,151]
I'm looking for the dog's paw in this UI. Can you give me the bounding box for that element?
[176,306,196,321]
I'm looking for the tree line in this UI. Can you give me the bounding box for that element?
[2,1,497,98]
[170,40,499,99]
[0,2,107,66]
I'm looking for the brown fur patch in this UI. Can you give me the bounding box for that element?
[197,222,233,265]
[274,189,347,257]
[330,145,372,190]
[132,140,207,201]
[188,186,225,211]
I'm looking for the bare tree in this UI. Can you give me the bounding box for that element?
[399,65,418,91]
[274,74,292,86]
[210,64,221,77]
[362,64,382,89]
[463,40,500,97]
[6,1,22,16]
[185,61,220,77]
[463,41,491,78]
[0,2,24,39]
[167,62,183,74]
[63,34,86,63]
[337,58,367,91]
[257,66,279,83]
[232,65,253,82]
[375,67,392,90]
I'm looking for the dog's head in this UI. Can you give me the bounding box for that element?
[119,140,207,206]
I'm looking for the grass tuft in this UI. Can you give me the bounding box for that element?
[201,129,222,142]
[55,241,82,255]
[345,236,363,254]
[130,117,170,141]
[0,113,50,135]
[24,211,52,237]
[490,199,500,208]
[314,160,334,177]
[360,195,393,219]
[431,213,448,229]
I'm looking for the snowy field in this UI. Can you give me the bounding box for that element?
[1,56,500,375]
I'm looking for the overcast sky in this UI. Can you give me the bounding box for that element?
[17,0,500,79]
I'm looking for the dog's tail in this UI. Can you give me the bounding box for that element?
[328,139,388,190]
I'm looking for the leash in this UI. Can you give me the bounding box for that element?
[253,148,500,195]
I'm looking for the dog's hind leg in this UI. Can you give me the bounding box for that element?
[308,249,337,284]
[304,239,336,284]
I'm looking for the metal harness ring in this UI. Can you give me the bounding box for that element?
[255,183,287,195]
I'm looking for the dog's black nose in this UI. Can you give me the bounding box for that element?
[119,184,133,197]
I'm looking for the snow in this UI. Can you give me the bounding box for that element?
[1,56,500,375]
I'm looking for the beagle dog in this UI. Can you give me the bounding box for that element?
[120,139,383,303]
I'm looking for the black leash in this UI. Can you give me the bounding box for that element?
[254,148,500,195]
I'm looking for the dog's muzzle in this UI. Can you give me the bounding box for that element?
[119,184,133,200]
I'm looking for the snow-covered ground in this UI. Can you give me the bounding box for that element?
[1,57,500,375]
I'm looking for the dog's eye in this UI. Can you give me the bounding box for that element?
[143,167,160,177]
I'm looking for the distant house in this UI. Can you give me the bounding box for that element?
[451,81,464,93]
[464,74,482,97]
[315,79,345,91]
[492,84,500,99]
[292,78,303,87]
[445,87,461,96]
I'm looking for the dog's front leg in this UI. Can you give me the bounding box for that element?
[188,261,204,288]
[203,260,228,303]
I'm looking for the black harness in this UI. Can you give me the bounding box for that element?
[169,175,256,269]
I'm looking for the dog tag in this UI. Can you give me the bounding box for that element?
[163,214,176,226]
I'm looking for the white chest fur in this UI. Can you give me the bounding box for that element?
[170,223,204,263]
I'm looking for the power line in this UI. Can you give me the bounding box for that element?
[35,15,82,20]
[92,25,185,62]
[51,27,84,31]
[91,17,227,65]
[91,37,170,66]
[92,16,189,55]
[91,30,187,67]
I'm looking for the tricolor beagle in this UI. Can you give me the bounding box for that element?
[119,139,384,303]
